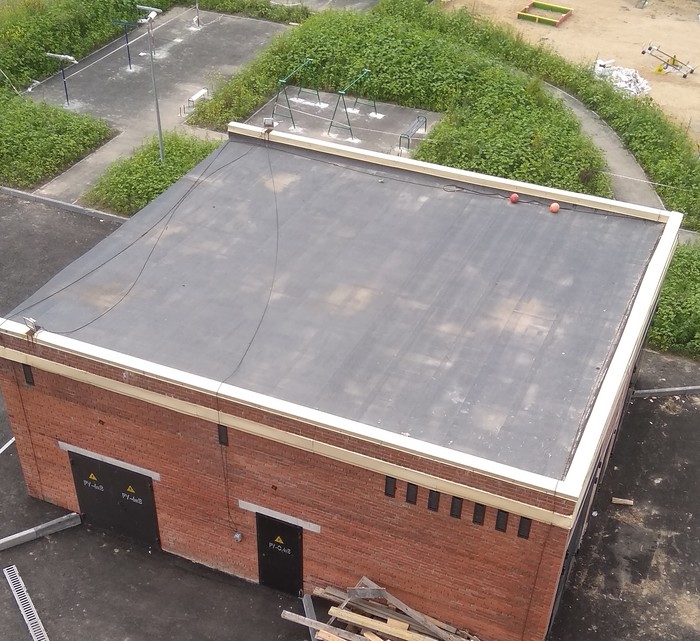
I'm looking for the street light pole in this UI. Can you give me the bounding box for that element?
[147,19,164,162]
[137,7,165,162]
[45,52,77,106]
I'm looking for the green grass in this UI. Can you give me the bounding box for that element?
[83,133,221,216]
[0,0,143,90]
[648,243,700,356]
[420,1,700,230]
[0,90,111,187]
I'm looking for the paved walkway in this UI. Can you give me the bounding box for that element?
[547,85,664,209]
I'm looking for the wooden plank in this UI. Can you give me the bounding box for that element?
[312,587,458,636]
[348,588,388,600]
[328,578,364,628]
[387,619,410,630]
[317,630,346,641]
[302,594,318,641]
[281,611,368,641]
[359,577,454,641]
[328,608,437,641]
[362,630,385,641]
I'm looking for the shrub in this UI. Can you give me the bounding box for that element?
[199,0,311,23]
[84,132,221,216]
[0,89,111,187]
[648,243,700,356]
[400,0,700,229]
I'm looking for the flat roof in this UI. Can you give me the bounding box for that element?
[9,130,666,480]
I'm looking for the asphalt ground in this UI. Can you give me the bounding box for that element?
[0,192,122,318]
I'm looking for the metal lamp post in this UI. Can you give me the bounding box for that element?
[137,5,164,162]
[111,20,139,70]
[45,52,77,106]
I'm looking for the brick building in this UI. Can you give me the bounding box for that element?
[0,124,680,641]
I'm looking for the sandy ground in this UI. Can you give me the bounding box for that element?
[446,0,700,144]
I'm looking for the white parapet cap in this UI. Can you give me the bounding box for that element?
[228,122,681,226]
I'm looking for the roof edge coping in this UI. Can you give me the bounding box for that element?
[228,122,678,224]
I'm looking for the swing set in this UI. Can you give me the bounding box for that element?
[327,68,377,139]
[272,58,321,129]
[270,61,377,139]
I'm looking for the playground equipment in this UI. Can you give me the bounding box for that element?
[328,69,377,139]
[517,1,573,26]
[272,58,320,129]
[641,44,695,78]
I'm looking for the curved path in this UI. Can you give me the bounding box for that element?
[547,85,664,209]
[550,85,697,244]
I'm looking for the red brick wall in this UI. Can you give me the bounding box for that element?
[0,356,568,641]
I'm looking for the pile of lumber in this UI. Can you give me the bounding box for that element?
[281,576,481,641]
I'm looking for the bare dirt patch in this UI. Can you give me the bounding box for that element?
[445,0,700,144]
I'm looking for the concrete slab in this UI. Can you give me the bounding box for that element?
[247,90,441,155]
[29,8,286,203]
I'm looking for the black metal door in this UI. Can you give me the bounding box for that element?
[256,513,303,595]
[69,452,160,547]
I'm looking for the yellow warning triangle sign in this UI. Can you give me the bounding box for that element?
[274,536,284,544]
[126,485,135,493]
[88,473,97,481]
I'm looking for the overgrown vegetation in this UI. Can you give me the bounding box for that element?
[0,90,111,187]
[417,0,700,230]
[83,133,221,215]
[191,4,610,196]
[648,243,700,356]
[199,0,311,23]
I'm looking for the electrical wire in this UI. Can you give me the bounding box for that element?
[218,134,281,390]
[219,443,237,530]
[258,137,561,207]
[4,141,256,335]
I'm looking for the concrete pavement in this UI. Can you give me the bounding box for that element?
[30,8,284,204]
